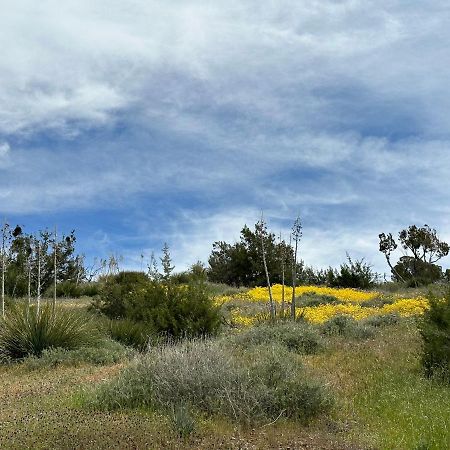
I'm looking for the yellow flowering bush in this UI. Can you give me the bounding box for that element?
[247,284,378,304]
[217,284,431,326]
[381,297,430,316]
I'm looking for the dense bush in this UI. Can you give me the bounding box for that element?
[231,321,323,355]
[24,339,133,369]
[96,271,221,339]
[0,303,100,360]
[419,291,450,382]
[393,257,443,287]
[107,319,155,351]
[297,292,339,307]
[88,340,331,424]
[321,315,374,339]
[327,255,378,289]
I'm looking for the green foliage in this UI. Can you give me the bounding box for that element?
[362,313,400,328]
[327,255,378,289]
[419,291,450,382]
[0,303,100,360]
[393,257,443,286]
[321,314,375,339]
[208,222,296,287]
[88,340,332,424]
[23,339,133,369]
[96,271,221,339]
[107,319,154,350]
[231,321,323,355]
[297,292,339,307]
[170,404,196,438]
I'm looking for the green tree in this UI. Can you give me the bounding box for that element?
[208,222,295,287]
[379,225,449,286]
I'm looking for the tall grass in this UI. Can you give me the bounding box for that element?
[0,302,101,360]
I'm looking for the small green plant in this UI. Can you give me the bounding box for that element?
[363,313,400,328]
[419,291,450,382]
[0,303,100,360]
[170,404,196,438]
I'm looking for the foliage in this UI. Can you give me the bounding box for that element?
[419,291,450,382]
[326,255,378,289]
[321,315,374,339]
[230,321,323,354]
[393,257,443,286]
[5,228,84,298]
[88,340,332,424]
[379,225,449,285]
[208,222,296,287]
[297,292,340,307]
[23,339,133,369]
[362,313,400,328]
[0,303,100,360]
[106,319,155,350]
[96,271,222,339]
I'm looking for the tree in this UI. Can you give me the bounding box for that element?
[208,222,296,287]
[379,225,449,285]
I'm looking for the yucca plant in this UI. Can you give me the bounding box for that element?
[0,302,100,360]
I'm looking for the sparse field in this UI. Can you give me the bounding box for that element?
[0,287,449,449]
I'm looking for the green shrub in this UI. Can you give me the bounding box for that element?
[170,404,196,438]
[96,272,222,339]
[88,340,331,424]
[419,291,450,382]
[231,321,323,355]
[297,292,339,307]
[321,315,374,339]
[0,303,101,360]
[107,319,155,351]
[362,313,400,328]
[24,339,133,369]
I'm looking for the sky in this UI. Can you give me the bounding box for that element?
[1,0,449,276]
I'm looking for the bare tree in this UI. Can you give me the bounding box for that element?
[53,226,57,312]
[291,216,302,320]
[258,215,275,320]
[1,221,9,318]
[279,232,286,316]
[36,236,42,315]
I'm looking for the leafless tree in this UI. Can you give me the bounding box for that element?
[291,216,302,320]
[258,215,275,320]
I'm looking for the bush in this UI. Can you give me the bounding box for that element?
[88,340,331,424]
[327,255,378,289]
[231,321,323,355]
[24,339,133,369]
[107,319,155,351]
[321,315,374,339]
[419,291,450,382]
[0,303,101,360]
[96,272,222,339]
[362,313,400,328]
[297,292,339,307]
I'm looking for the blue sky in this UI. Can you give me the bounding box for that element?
[1,0,449,275]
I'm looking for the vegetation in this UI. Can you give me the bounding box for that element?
[419,290,450,382]
[0,303,100,360]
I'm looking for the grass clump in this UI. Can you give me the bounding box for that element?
[231,321,323,355]
[0,303,100,361]
[297,292,339,307]
[362,313,400,328]
[321,314,374,339]
[24,339,133,369]
[88,340,331,425]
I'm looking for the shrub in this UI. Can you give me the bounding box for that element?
[419,291,450,382]
[88,340,331,424]
[321,315,374,339]
[107,319,155,351]
[24,339,133,369]
[327,255,378,289]
[96,272,222,339]
[0,303,101,360]
[362,313,400,328]
[297,292,339,307]
[231,321,323,355]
